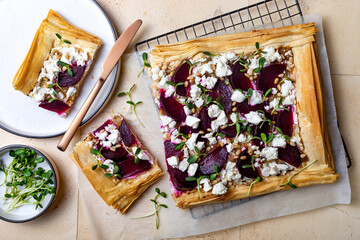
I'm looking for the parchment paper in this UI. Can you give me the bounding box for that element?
[77,14,351,239]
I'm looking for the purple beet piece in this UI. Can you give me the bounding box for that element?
[236,101,266,114]
[276,108,294,136]
[101,147,128,162]
[229,61,253,91]
[39,100,70,115]
[167,165,197,191]
[179,126,199,135]
[58,64,85,87]
[164,140,183,158]
[219,124,237,138]
[252,113,272,146]
[209,81,232,114]
[256,64,286,92]
[120,120,135,147]
[117,156,151,178]
[172,63,190,96]
[236,150,260,178]
[159,91,186,122]
[93,119,113,134]
[197,107,213,131]
[277,144,301,168]
[199,146,228,175]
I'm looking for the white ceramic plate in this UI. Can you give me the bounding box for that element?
[0,145,58,223]
[0,0,118,138]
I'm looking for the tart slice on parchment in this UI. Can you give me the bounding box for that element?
[148,23,338,208]
[70,113,163,214]
[13,9,102,117]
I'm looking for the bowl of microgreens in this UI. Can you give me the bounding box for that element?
[0,145,58,223]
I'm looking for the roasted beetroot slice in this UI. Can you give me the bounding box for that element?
[197,107,213,131]
[164,140,183,158]
[101,147,128,163]
[172,63,190,96]
[159,91,186,122]
[278,144,301,168]
[117,156,151,178]
[219,125,237,138]
[276,108,294,136]
[209,81,232,114]
[236,101,265,114]
[167,165,196,191]
[229,62,253,91]
[236,151,260,178]
[252,116,271,146]
[256,64,286,92]
[179,125,199,135]
[39,100,70,115]
[120,120,135,147]
[199,146,228,174]
[58,64,85,87]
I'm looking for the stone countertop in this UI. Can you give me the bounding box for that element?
[1,0,359,239]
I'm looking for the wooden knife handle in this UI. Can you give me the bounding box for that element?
[57,78,105,151]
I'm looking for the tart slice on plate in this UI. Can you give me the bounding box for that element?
[13,9,102,117]
[70,113,163,214]
[148,23,338,208]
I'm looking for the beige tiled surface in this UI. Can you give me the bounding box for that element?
[1,0,360,239]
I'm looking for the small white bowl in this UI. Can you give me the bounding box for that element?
[0,145,59,223]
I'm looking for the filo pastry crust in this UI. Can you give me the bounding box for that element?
[149,23,338,209]
[70,114,163,214]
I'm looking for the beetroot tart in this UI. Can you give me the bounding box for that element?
[148,23,338,209]
[13,9,102,117]
[70,113,163,214]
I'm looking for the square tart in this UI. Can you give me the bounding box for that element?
[70,113,163,214]
[148,23,338,209]
[13,9,102,117]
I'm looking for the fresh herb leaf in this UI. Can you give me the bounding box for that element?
[117,84,144,127]
[186,175,209,199]
[138,52,151,77]
[175,142,185,150]
[245,88,253,104]
[247,176,262,197]
[184,59,200,74]
[280,160,317,189]
[262,88,272,102]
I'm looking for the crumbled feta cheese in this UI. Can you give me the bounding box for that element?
[183,105,192,115]
[103,160,115,173]
[203,132,217,146]
[244,111,264,125]
[271,135,287,148]
[247,56,259,75]
[190,85,202,99]
[151,67,161,81]
[222,161,241,183]
[88,141,94,148]
[261,161,291,177]
[195,62,213,75]
[196,141,205,151]
[250,90,263,105]
[223,52,238,62]
[200,178,212,192]
[167,156,179,167]
[260,147,278,160]
[237,133,247,143]
[271,88,278,95]
[281,80,294,97]
[102,141,112,148]
[160,115,173,126]
[96,131,108,141]
[269,98,279,109]
[208,104,221,118]
[212,182,228,195]
[264,106,270,111]
[183,147,189,158]
[186,133,199,151]
[178,159,189,172]
[262,46,282,63]
[29,86,55,102]
[230,113,238,123]
[231,90,246,103]
[66,87,77,99]
[194,98,204,108]
[165,85,175,97]
[204,76,218,89]
[211,111,228,131]
[215,61,232,77]
[171,135,181,144]
[137,150,149,161]
[283,94,295,106]
[226,144,233,153]
[186,116,201,128]
[106,129,120,145]
[187,163,198,177]
[159,76,170,89]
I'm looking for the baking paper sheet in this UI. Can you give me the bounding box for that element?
[77,14,351,239]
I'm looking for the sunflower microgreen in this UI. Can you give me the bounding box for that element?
[47,73,63,91]
[55,33,71,44]
[210,165,221,181]
[262,88,272,102]
[242,155,256,171]
[184,59,200,74]
[247,176,262,197]
[57,60,73,76]
[118,84,144,127]
[187,146,205,163]
[271,96,290,115]
[186,175,209,199]
[253,57,266,74]
[245,88,253,104]
[275,127,291,141]
[138,52,151,77]
[280,160,317,189]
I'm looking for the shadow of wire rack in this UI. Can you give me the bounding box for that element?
[134,0,352,169]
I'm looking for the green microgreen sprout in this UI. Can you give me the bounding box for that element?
[210,165,221,181]
[0,148,55,212]
[242,155,256,171]
[205,96,224,110]
[55,33,71,44]
[262,88,272,102]
[123,143,142,164]
[48,90,60,103]
[203,51,218,57]
[132,188,168,229]
[215,130,226,138]
[246,126,261,143]
[258,110,274,130]
[175,126,190,140]
[47,73,63,91]
[175,142,185,150]
[57,60,73,76]
[196,84,212,100]
[271,96,290,115]
[245,88,253,105]
[228,114,246,138]
[253,57,266,74]
[279,70,295,84]
[187,146,205,164]
[138,52,151,77]
[166,81,184,94]
[254,42,267,56]
[186,175,209,199]
[260,132,274,148]
[184,97,194,109]
[233,52,249,72]
[275,127,291,141]
[280,160,317,189]
[184,59,200,74]
[90,148,109,171]
[117,84,144,127]
[247,176,262,197]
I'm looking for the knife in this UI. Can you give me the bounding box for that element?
[57,19,142,151]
